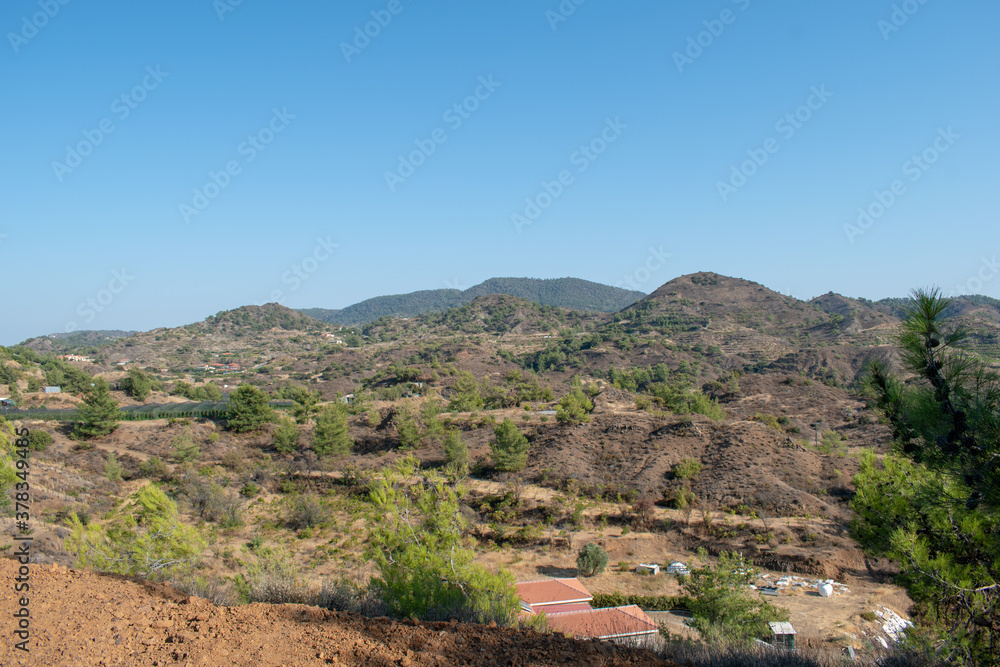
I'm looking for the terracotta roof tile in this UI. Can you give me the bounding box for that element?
[515,578,593,606]
[546,606,659,640]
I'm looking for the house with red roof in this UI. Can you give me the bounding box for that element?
[515,578,659,646]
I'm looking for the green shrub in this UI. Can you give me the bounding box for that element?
[234,546,313,604]
[67,485,205,581]
[28,430,53,451]
[576,542,608,577]
[368,456,519,624]
[750,413,781,431]
[104,452,124,481]
[673,458,702,480]
[287,493,324,530]
[138,456,170,481]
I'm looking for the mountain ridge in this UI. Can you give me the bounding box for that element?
[299,277,645,327]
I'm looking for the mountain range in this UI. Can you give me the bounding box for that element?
[298,277,645,327]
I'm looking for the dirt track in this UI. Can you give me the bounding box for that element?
[0,559,671,667]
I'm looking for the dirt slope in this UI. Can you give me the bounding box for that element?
[0,559,670,667]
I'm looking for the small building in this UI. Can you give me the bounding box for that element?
[338,394,355,405]
[43,386,61,394]
[665,562,690,576]
[636,563,660,576]
[0,398,15,407]
[769,622,797,650]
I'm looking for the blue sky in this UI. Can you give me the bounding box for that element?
[2,0,998,344]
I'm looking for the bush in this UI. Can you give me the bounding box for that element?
[122,367,156,401]
[316,579,389,618]
[104,452,124,481]
[234,547,313,604]
[368,456,519,624]
[287,493,325,530]
[673,458,702,480]
[138,456,171,481]
[556,377,594,424]
[750,413,782,431]
[592,592,688,611]
[66,485,205,581]
[28,430,53,451]
[576,542,608,577]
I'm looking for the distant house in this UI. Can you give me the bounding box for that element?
[0,398,15,408]
[636,563,660,576]
[114,359,131,366]
[60,354,93,363]
[43,386,61,394]
[338,394,355,405]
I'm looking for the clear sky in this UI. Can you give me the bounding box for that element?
[2,0,998,344]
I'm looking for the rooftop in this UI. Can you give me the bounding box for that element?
[515,578,593,606]
[546,605,658,640]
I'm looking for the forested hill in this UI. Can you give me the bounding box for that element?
[301,278,644,326]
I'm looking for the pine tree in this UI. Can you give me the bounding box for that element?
[312,405,352,457]
[73,378,120,440]
[854,289,1000,664]
[443,429,469,474]
[226,384,274,433]
[274,417,300,454]
[490,419,529,473]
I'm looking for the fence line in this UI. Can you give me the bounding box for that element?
[0,400,293,422]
